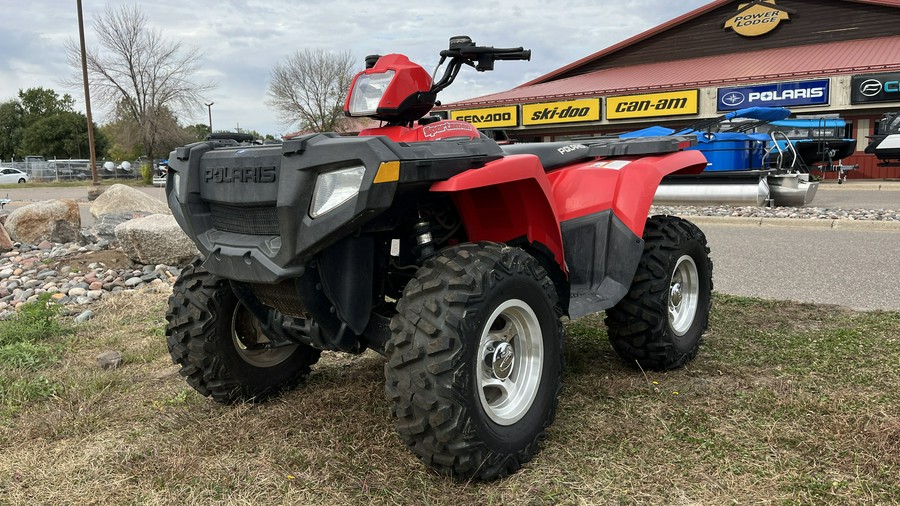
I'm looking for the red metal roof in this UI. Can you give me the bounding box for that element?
[521,0,900,87]
[446,35,900,108]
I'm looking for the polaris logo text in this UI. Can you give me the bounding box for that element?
[205,166,277,183]
[749,87,824,102]
[530,105,591,122]
[615,97,688,113]
[457,112,513,124]
[557,144,587,155]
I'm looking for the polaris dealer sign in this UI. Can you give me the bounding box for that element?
[851,73,900,104]
[717,79,829,111]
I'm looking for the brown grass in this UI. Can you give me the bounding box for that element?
[0,290,898,505]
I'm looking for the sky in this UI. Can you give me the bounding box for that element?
[0,0,711,139]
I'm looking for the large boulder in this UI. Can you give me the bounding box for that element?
[0,221,13,253]
[90,184,169,218]
[5,199,81,244]
[82,211,153,245]
[114,214,198,265]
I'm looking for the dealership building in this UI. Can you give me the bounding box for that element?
[441,0,900,179]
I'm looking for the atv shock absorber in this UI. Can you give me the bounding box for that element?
[413,218,435,261]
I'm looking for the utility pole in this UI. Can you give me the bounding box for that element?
[77,0,99,185]
[205,102,214,135]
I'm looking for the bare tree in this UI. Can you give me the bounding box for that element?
[65,4,214,161]
[266,49,356,133]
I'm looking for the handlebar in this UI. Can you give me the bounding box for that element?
[429,36,531,95]
[440,46,531,60]
[438,36,530,71]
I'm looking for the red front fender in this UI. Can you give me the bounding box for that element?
[430,154,565,269]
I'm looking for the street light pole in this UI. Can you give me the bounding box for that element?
[205,102,214,135]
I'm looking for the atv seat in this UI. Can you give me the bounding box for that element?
[500,142,593,171]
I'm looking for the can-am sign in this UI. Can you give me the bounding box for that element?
[607,90,699,120]
[717,79,829,111]
[723,0,794,37]
[851,73,900,104]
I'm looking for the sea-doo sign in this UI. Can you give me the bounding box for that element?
[851,73,900,104]
[723,0,794,37]
[450,105,518,128]
[717,79,829,111]
[607,90,699,120]
[522,98,601,126]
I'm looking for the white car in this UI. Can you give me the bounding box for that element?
[0,168,30,184]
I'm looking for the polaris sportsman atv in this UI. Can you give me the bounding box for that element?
[164,36,713,480]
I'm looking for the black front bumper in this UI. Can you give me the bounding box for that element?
[166,133,502,283]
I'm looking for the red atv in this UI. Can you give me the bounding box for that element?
[164,36,713,480]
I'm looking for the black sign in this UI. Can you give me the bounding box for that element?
[851,72,900,104]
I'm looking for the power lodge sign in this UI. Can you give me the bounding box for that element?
[723,1,794,37]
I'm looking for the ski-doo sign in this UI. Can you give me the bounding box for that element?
[717,79,829,111]
[723,1,794,37]
[851,73,900,104]
[522,98,601,126]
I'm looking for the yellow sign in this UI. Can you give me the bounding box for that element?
[450,106,518,128]
[607,90,699,120]
[724,1,793,37]
[522,99,601,126]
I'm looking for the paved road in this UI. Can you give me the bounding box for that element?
[700,222,900,311]
[813,185,900,209]
[1,185,168,228]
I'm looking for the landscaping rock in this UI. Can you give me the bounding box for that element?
[5,199,81,244]
[89,184,170,218]
[114,214,198,266]
[96,350,123,370]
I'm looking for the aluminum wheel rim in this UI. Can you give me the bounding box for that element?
[669,254,700,337]
[477,299,544,426]
[231,304,296,368]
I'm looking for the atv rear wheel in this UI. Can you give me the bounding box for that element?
[605,215,712,370]
[165,259,321,403]
[385,243,564,480]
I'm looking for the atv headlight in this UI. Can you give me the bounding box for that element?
[348,71,395,116]
[310,165,366,218]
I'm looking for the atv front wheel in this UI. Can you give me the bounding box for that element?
[165,259,321,403]
[605,215,712,370]
[385,243,564,480]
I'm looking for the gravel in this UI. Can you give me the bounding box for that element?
[649,204,899,221]
[0,242,179,319]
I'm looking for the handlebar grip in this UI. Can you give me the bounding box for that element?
[494,49,531,61]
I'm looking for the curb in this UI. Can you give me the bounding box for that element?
[688,215,900,231]
[817,182,900,191]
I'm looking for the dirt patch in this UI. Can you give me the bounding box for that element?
[48,249,135,273]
